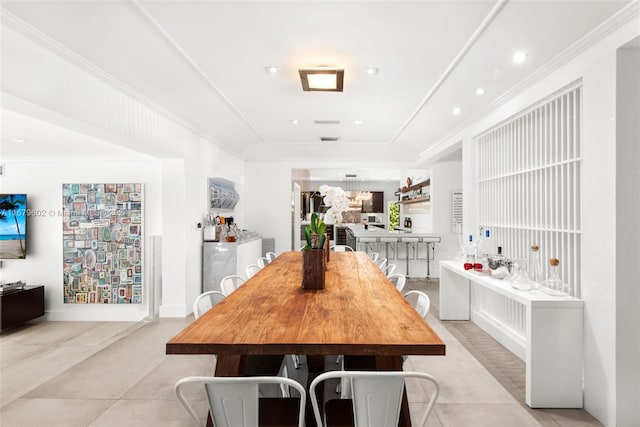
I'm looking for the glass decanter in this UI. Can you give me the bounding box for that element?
[541,258,571,296]
[509,258,532,291]
[528,244,543,291]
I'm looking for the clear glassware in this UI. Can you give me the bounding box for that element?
[509,258,532,291]
[488,246,506,270]
[528,244,543,290]
[541,258,571,296]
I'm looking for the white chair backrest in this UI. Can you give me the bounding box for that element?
[384,263,397,277]
[193,291,226,319]
[310,370,439,427]
[376,258,388,270]
[331,245,354,252]
[404,290,431,319]
[220,275,245,296]
[368,252,379,263]
[175,376,306,427]
[246,264,261,279]
[257,257,270,268]
[266,251,277,262]
[388,274,406,293]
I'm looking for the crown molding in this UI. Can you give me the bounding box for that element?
[420,0,640,160]
[0,7,246,160]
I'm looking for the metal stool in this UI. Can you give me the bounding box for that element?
[400,237,419,277]
[420,237,441,281]
[359,237,377,254]
[380,237,398,261]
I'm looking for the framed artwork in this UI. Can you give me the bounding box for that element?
[62,183,143,304]
[208,177,239,211]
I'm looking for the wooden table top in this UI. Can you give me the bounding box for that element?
[166,251,445,356]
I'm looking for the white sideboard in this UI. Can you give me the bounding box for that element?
[439,260,584,408]
[202,238,262,293]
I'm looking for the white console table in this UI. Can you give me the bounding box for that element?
[439,260,584,408]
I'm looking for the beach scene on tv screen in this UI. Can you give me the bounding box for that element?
[0,194,27,259]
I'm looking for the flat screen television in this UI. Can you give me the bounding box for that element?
[0,194,27,259]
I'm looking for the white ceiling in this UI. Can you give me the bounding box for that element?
[0,0,633,166]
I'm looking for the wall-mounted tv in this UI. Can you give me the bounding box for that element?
[0,194,27,259]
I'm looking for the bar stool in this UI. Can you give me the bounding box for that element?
[400,237,419,277]
[379,237,398,261]
[359,237,377,255]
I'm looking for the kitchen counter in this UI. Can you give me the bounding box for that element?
[344,224,441,241]
[343,224,441,278]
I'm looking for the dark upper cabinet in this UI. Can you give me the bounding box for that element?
[361,191,384,213]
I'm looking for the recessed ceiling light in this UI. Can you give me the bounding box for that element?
[291,119,299,125]
[299,68,344,92]
[513,51,527,64]
[476,88,485,95]
[452,107,461,115]
[365,67,378,76]
[265,66,279,74]
[354,120,364,125]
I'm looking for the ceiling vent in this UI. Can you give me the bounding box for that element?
[314,120,340,125]
[320,137,340,142]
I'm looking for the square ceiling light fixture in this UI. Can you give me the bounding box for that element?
[299,68,344,92]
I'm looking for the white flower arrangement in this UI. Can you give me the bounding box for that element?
[319,185,350,224]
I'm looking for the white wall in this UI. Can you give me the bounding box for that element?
[419,15,640,427]
[244,161,407,255]
[1,23,247,320]
[430,160,463,266]
[0,158,162,321]
[615,45,640,427]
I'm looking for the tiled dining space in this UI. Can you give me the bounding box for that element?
[0,280,601,427]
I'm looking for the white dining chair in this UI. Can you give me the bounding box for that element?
[388,273,406,293]
[257,256,270,268]
[310,370,439,427]
[383,263,396,277]
[331,245,354,252]
[367,251,380,263]
[266,251,278,262]
[220,275,245,296]
[193,291,226,319]
[404,290,431,319]
[246,264,261,278]
[376,257,388,271]
[175,376,307,427]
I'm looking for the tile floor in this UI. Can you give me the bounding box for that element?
[0,279,602,427]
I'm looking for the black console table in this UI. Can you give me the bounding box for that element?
[1,286,45,331]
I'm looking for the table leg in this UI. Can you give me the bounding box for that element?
[375,355,411,427]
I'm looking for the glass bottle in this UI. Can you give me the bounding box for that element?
[509,258,532,291]
[464,235,476,270]
[528,244,543,290]
[488,246,506,270]
[484,229,493,258]
[542,258,571,296]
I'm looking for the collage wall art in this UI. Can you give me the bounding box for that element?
[63,183,143,304]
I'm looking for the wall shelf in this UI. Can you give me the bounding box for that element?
[396,179,430,204]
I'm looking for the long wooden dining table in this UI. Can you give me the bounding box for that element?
[166,251,446,426]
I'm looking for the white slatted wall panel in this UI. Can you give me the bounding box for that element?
[477,83,582,297]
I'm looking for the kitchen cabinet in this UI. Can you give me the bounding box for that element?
[361,191,384,213]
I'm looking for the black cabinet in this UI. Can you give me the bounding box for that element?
[1,286,45,330]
